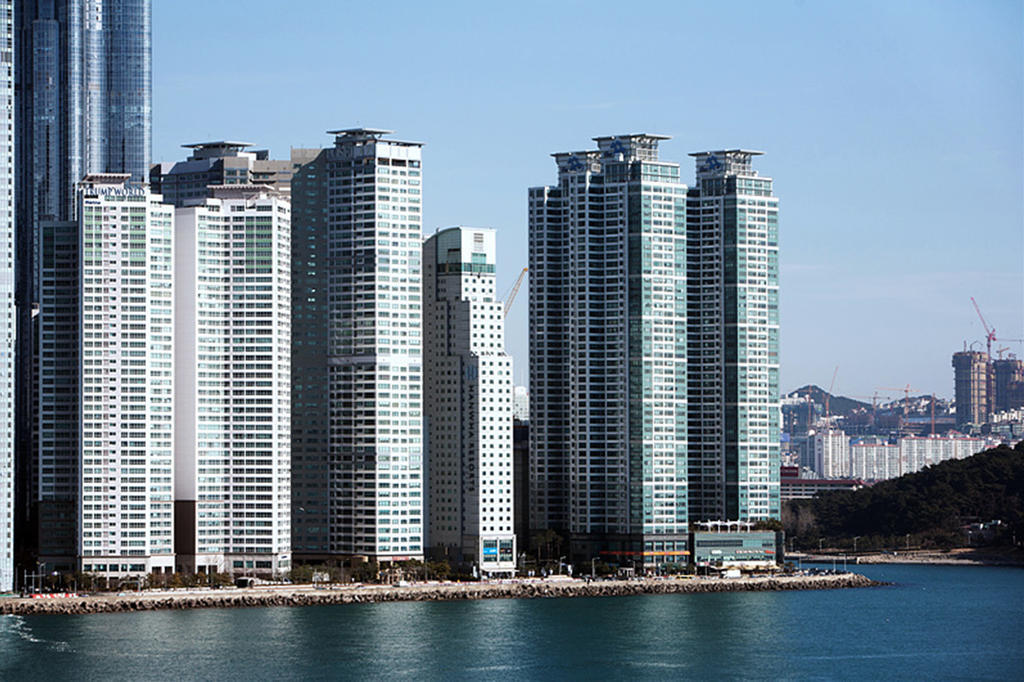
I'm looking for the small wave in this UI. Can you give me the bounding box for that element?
[0,614,74,652]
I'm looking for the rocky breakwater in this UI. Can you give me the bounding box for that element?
[0,573,880,616]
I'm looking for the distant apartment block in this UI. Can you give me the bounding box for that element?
[423,227,515,574]
[898,435,991,475]
[849,442,900,481]
[173,185,292,578]
[806,429,850,478]
[989,408,1024,441]
[809,434,998,483]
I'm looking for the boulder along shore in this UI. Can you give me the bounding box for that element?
[0,573,881,616]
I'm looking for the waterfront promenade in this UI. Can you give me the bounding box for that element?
[791,547,1024,567]
[0,573,878,616]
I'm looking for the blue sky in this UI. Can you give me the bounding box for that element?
[153,0,1022,399]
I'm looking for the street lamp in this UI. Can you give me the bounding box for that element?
[818,538,824,552]
[853,536,860,554]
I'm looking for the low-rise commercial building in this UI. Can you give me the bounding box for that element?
[780,467,865,500]
[690,524,783,568]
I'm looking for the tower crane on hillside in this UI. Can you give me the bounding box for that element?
[877,385,939,436]
[503,267,528,319]
[847,393,891,428]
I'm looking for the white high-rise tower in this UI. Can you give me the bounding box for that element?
[76,175,175,579]
[174,185,292,578]
[423,227,515,575]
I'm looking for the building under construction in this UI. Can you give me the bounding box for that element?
[953,351,992,426]
[993,358,1024,413]
[952,351,1024,427]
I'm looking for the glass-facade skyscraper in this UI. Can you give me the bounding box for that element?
[529,134,689,566]
[15,0,152,576]
[687,151,780,521]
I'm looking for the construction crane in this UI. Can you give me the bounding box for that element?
[877,384,920,435]
[847,393,891,427]
[970,297,996,359]
[824,366,839,423]
[875,385,943,436]
[503,267,528,319]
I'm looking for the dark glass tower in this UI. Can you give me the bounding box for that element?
[14,0,151,574]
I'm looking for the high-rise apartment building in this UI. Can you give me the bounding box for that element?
[16,0,152,578]
[289,148,329,558]
[291,129,424,564]
[687,151,780,522]
[76,175,173,579]
[423,227,515,574]
[36,217,79,570]
[0,0,14,593]
[173,185,291,578]
[953,351,991,426]
[529,134,689,565]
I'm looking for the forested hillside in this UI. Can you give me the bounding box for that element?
[785,442,1024,550]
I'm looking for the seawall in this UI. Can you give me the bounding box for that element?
[0,573,880,616]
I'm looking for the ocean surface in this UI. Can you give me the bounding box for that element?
[1,563,1021,680]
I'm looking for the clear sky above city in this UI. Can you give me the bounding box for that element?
[153,0,1022,400]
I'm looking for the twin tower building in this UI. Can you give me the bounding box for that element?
[20,129,779,585]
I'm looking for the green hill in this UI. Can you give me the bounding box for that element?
[784,442,1024,550]
[786,385,870,418]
